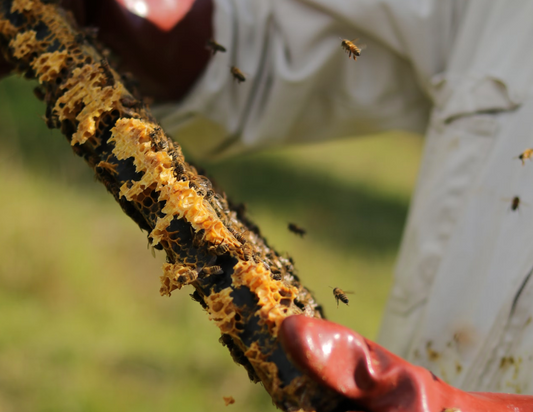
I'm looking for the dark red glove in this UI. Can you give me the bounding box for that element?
[1,0,213,101]
[279,316,533,412]
[62,0,214,101]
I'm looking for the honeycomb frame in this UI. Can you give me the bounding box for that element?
[0,1,343,410]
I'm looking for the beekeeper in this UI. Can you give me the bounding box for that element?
[154,0,533,396]
[3,0,533,407]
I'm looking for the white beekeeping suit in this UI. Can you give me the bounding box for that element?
[155,0,533,394]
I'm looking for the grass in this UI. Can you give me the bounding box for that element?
[0,75,423,412]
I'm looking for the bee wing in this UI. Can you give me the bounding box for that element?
[344,291,355,295]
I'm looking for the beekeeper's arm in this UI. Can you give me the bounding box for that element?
[156,0,462,159]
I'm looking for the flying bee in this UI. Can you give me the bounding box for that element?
[340,38,365,60]
[502,196,527,212]
[331,287,354,308]
[223,396,235,406]
[515,148,533,165]
[200,265,224,278]
[511,196,521,211]
[206,39,227,54]
[230,66,246,83]
[288,223,306,237]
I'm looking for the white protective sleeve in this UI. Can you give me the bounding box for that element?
[155,0,463,159]
[155,0,533,394]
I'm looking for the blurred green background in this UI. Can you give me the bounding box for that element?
[0,75,423,412]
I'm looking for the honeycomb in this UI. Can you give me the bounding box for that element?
[0,1,341,410]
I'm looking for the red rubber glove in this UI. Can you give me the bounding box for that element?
[1,0,213,101]
[279,316,533,412]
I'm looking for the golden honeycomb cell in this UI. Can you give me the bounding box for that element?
[11,0,33,12]
[10,30,39,58]
[32,50,70,83]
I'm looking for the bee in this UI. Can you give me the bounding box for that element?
[271,272,282,281]
[206,39,227,54]
[236,231,248,244]
[229,227,247,244]
[192,228,206,249]
[288,223,306,237]
[147,239,156,258]
[43,112,60,129]
[173,162,185,178]
[145,235,163,257]
[515,148,533,165]
[195,175,214,197]
[331,287,354,308]
[511,196,521,211]
[223,396,235,406]
[340,38,365,60]
[242,245,253,261]
[33,86,46,101]
[230,66,246,83]
[83,26,100,41]
[208,241,230,255]
[99,58,115,87]
[270,266,282,281]
[175,267,198,286]
[510,196,524,212]
[95,160,119,176]
[151,139,168,152]
[120,95,140,108]
[502,196,526,212]
[200,265,224,278]
[166,255,175,264]
[74,32,86,44]
[190,290,209,310]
